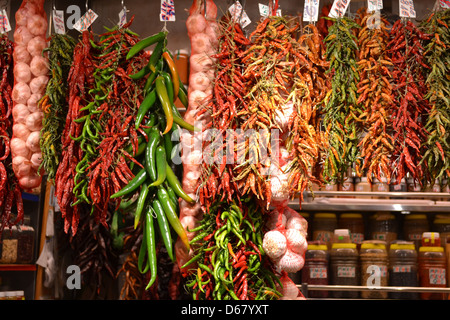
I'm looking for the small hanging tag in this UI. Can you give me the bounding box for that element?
[441,0,450,9]
[399,0,416,18]
[329,0,351,18]
[229,2,251,28]
[118,7,127,27]
[0,10,11,33]
[73,9,98,32]
[160,0,176,22]
[53,9,66,34]
[303,0,320,22]
[258,3,281,17]
[367,10,381,29]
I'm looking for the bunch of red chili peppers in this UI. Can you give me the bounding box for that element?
[0,34,24,235]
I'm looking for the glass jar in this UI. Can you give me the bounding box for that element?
[390,178,407,193]
[173,49,189,85]
[370,213,398,247]
[388,241,419,299]
[433,216,450,247]
[355,177,371,198]
[312,213,337,249]
[17,219,35,264]
[418,246,448,300]
[407,178,421,192]
[372,177,389,199]
[403,214,429,250]
[329,243,359,298]
[338,213,365,247]
[360,240,389,299]
[422,231,442,247]
[0,226,18,263]
[338,177,354,198]
[302,242,329,298]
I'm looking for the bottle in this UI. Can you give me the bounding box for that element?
[302,242,329,298]
[360,240,389,299]
[433,215,450,247]
[338,213,365,247]
[388,241,419,299]
[355,177,372,198]
[402,214,429,250]
[329,243,359,298]
[418,245,447,300]
[312,213,337,249]
[370,213,398,248]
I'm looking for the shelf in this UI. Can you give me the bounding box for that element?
[298,283,450,293]
[0,264,37,271]
[288,191,450,212]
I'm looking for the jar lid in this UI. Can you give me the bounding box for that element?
[331,243,357,249]
[390,243,416,251]
[404,214,427,220]
[419,246,444,252]
[361,242,386,250]
[300,212,310,218]
[315,213,337,219]
[308,244,328,251]
[434,218,450,224]
[371,213,396,220]
[340,213,362,219]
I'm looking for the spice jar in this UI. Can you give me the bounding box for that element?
[338,213,365,247]
[312,213,337,249]
[172,49,189,85]
[433,216,450,247]
[302,242,329,298]
[329,243,359,298]
[355,177,372,198]
[390,178,407,193]
[17,216,35,264]
[0,226,18,263]
[418,246,448,300]
[360,240,389,299]
[407,177,421,193]
[338,176,354,198]
[388,241,419,299]
[370,213,398,247]
[403,214,429,250]
[372,177,389,199]
[422,231,442,247]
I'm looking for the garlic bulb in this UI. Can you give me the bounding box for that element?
[277,249,304,273]
[262,230,287,260]
[285,228,308,255]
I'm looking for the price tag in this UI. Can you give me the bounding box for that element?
[303,0,320,22]
[53,9,66,34]
[329,0,351,18]
[73,9,98,32]
[367,10,381,29]
[0,10,11,33]
[368,0,383,12]
[160,0,175,22]
[258,3,281,17]
[399,0,416,18]
[440,0,450,8]
[118,7,127,27]
[229,2,251,28]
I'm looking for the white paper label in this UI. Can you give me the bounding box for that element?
[329,0,351,18]
[118,7,127,27]
[368,0,383,12]
[229,2,251,28]
[53,9,66,34]
[160,0,175,22]
[303,0,320,22]
[73,9,98,32]
[367,11,381,29]
[258,3,281,17]
[440,0,450,9]
[0,10,11,33]
[399,0,416,18]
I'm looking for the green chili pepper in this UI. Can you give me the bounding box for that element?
[155,76,173,135]
[134,182,149,229]
[126,31,167,60]
[163,131,174,162]
[152,199,174,261]
[171,103,199,132]
[160,71,174,105]
[165,163,195,203]
[148,39,165,73]
[165,184,178,209]
[110,168,147,199]
[149,146,167,187]
[138,230,150,274]
[157,185,190,250]
[144,209,157,290]
[135,89,157,130]
[145,127,161,181]
[129,64,151,80]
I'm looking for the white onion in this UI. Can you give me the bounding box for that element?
[262,230,287,260]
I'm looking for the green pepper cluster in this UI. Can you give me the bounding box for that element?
[111,31,197,290]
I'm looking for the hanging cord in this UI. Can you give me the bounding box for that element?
[271,0,279,16]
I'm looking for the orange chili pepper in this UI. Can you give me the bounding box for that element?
[162,51,180,100]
